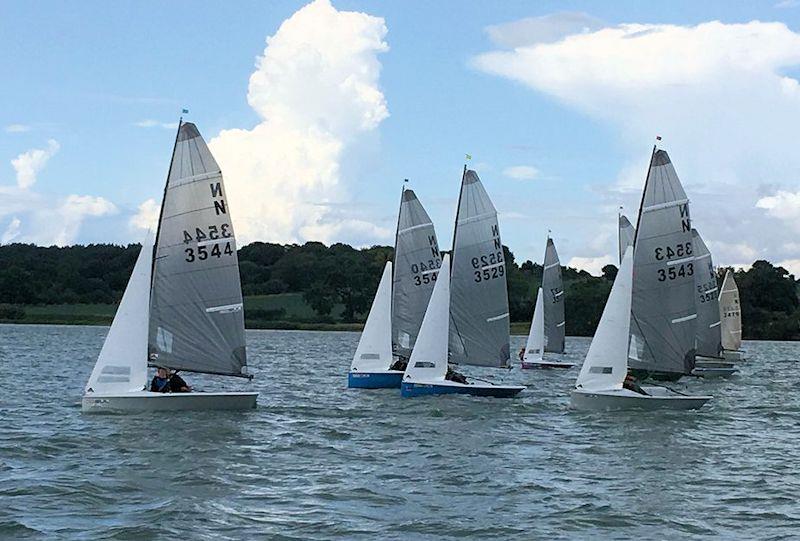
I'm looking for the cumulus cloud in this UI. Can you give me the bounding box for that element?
[486,12,603,48]
[503,165,539,180]
[11,139,60,189]
[130,197,160,232]
[474,19,800,268]
[567,255,614,276]
[208,0,391,246]
[2,141,117,245]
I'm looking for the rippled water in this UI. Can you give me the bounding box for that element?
[1,324,799,540]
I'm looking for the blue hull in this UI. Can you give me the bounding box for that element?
[401,381,524,398]
[348,371,403,389]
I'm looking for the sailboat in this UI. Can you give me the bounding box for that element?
[691,229,737,377]
[521,238,573,369]
[618,214,635,264]
[570,246,712,411]
[719,269,745,361]
[347,186,441,388]
[82,121,257,413]
[628,147,697,381]
[401,254,524,398]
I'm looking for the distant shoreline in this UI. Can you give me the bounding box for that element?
[0,315,534,336]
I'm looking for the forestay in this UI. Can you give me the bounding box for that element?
[542,238,565,353]
[351,262,394,373]
[449,170,511,368]
[629,149,696,376]
[404,255,452,383]
[523,288,545,362]
[148,122,248,377]
[392,188,441,359]
[692,229,722,358]
[618,214,635,264]
[719,270,743,351]
[576,247,634,392]
[85,233,153,394]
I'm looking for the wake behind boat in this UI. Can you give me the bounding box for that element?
[401,255,524,398]
[82,121,257,413]
[571,247,711,411]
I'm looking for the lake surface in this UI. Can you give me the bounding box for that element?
[1,324,798,540]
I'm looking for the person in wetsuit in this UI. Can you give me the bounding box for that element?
[168,370,191,393]
[445,366,468,384]
[623,373,647,395]
[150,367,170,393]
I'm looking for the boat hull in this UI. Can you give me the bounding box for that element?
[691,366,738,378]
[401,381,524,398]
[82,391,258,413]
[694,356,736,369]
[570,387,711,411]
[521,360,575,369]
[347,370,404,389]
[722,349,746,362]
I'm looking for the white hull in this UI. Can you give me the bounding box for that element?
[82,391,258,413]
[570,387,711,411]
[694,356,736,369]
[521,360,575,369]
[722,349,745,362]
[691,366,738,378]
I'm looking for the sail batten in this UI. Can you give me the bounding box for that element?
[542,238,566,353]
[391,188,441,359]
[449,170,511,368]
[148,122,248,378]
[629,148,696,376]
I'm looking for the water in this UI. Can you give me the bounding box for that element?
[1,324,799,540]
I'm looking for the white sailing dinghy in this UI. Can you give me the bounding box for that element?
[347,262,400,388]
[401,255,524,398]
[521,288,545,369]
[628,147,697,382]
[82,121,257,413]
[691,229,737,378]
[347,186,441,388]
[618,214,635,264]
[719,269,745,361]
[571,247,712,411]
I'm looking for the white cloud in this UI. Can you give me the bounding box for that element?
[5,124,31,133]
[486,12,603,48]
[208,0,390,247]
[2,217,21,244]
[502,165,539,180]
[130,198,161,232]
[756,190,800,228]
[11,139,60,189]
[567,254,614,276]
[475,19,800,268]
[776,0,800,8]
[134,119,178,130]
[51,195,117,246]
[777,258,800,276]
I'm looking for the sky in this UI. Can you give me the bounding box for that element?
[3,0,800,275]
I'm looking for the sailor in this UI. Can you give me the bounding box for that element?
[168,370,192,393]
[389,357,408,371]
[623,373,647,395]
[150,367,171,393]
[446,366,468,385]
[518,347,525,362]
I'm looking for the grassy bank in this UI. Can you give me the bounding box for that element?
[1,296,534,334]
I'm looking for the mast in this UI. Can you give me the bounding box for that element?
[151,117,183,283]
[448,163,468,358]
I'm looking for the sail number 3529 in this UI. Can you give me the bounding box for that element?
[472,252,505,283]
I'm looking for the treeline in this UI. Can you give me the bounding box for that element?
[0,241,798,339]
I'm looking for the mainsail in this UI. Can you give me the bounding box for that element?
[148,122,248,377]
[618,214,635,264]
[449,169,511,367]
[629,148,696,377]
[392,188,441,359]
[692,229,722,358]
[542,237,565,353]
[719,270,743,351]
[85,233,153,394]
